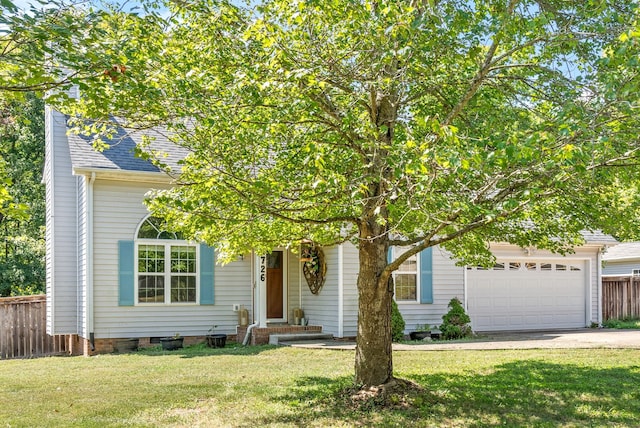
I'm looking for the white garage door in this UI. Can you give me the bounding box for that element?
[467,260,587,331]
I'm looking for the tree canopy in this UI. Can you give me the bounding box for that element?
[6,0,640,386]
[0,93,45,296]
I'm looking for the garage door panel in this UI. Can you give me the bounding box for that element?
[467,260,587,331]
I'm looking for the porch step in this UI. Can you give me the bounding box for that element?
[269,333,334,346]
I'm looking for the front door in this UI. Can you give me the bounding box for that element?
[266,251,284,319]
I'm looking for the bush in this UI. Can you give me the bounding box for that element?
[440,297,472,340]
[602,318,640,329]
[391,299,405,342]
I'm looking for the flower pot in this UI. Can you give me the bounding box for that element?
[206,334,227,348]
[160,337,184,350]
[409,331,430,341]
[114,338,139,353]
[430,331,441,340]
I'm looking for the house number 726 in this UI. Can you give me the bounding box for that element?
[260,256,266,282]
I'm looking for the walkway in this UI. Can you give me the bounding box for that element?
[283,329,640,351]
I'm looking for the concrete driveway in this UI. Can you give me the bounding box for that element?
[284,329,640,351]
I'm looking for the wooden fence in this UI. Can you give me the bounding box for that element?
[0,295,72,359]
[602,276,640,321]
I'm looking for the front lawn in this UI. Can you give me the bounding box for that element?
[1,344,639,427]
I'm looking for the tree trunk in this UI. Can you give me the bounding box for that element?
[354,232,394,387]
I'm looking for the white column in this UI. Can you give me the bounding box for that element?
[257,254,267,327]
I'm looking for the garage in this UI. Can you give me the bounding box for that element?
[466,260,588,331]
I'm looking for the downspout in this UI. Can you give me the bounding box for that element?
[87,172,96,351]
[338,244,344,337]
[243,250,258,346]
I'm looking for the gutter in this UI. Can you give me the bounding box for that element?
[72,167,175,184]
[87,172,96,351]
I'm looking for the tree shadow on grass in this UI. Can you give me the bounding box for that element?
[263,360,640,427]
[134,343,279,358]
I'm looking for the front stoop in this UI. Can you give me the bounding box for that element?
[269,333,334,345]
[237,325,323,345]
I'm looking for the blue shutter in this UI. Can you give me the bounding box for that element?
[118,240,135,306]
[199,244,215,305]
[420,247,433,304]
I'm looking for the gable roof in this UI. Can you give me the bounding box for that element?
[602,242,640,262]
[580,230,618,246]
[66,118,188,174]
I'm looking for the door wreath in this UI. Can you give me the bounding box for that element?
[301,244,327,295]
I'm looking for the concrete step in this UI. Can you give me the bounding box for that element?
[269,332,334,345]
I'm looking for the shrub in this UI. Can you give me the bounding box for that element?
[602,318,640,329]
[440,297,472,340]
[391,299,405,342]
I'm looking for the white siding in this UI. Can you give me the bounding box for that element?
[602,260,640,276]
[301,243,465,337]
[45,108,79,335]
[287,250,301,323]
[341,244,359,337]
[397,247,465,332]
[91,179,252,338]
[338,244,600,337]
[301,246,340,335]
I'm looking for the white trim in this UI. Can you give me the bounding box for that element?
[257,253,267,327]
[597,250,603,324]
[586,258,592,327]
[72,167,174,184]
[392,246,420,304]
[45,105,55,335]
[87,172,95,336]
[338,244,344,338]
[134,240,200,306]
[463,261,468,311]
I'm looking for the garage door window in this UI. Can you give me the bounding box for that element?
[468,262,582,272]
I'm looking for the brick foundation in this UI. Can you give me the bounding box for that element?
[76,334,238,356]
[236,325,322,345]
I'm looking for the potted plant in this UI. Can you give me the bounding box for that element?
[206,325,227,348]
[410,323,431,341]
[160,333,184,350]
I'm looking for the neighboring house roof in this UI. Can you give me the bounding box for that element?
[67,118,188,174]
[602,241,640,262]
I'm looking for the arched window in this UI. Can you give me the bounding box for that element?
[136,217,197,304]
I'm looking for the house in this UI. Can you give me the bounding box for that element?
[44,107,617,354]
[602,242,640,276]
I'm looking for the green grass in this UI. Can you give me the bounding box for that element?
[1,344,639,427]
[602,317,640,329]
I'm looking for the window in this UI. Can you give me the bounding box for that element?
[392,247,419,302]
[136,217,198,304]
